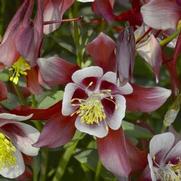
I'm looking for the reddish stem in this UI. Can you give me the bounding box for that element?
[43,17,83,25]
[136,27,152,44]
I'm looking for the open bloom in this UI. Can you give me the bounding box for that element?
[0,113,40,178]
[13,32,171,178]
[143,132,181,181]
[62,66,131,137]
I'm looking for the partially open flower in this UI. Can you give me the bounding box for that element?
[145,132,181,181]
[0,113,40,178]
[62,66,132,138]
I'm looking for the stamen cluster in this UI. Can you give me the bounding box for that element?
[0,132,16,169]
[9,57,31,84]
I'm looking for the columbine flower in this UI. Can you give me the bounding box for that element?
[144,132,181,181]
[0,113,40,178]
[134,24,162,83]
[15,32,171,178]
[0,0,44,93]
[62,66,130,137]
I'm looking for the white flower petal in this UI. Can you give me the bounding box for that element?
[77,0,94,2]
[101,71,117,84]
[106,95,126,130]
[0,113,33,121]
[147,154,157,181]
[165,140,181,162]
[0,149,25,179]
[75,117,108,138]
[14,123,40,156]
[72,66,103,84]
[149,132,175,161]
[100,71,133,94]
[118,83,133,95]
[62,83,79,116]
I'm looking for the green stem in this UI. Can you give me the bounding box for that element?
[52,142,78,181]
[81,164,92,181]
[160,29,181,46]
[94,159,102,181]
[161,124,167,133]
[12,83,26,105]
[69,3,84,67]
[40,149,49,181]
[52,132,83,181]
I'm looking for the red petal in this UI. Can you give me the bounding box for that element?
[116,27,135,85]
[26,67,43,94]
[86,33,116,72]
[0,36,19,67]
[0,0,29,66]
[97,129,131,177]
[177,0,181,6]
[92,0,116,22]
[16,0,43,66]
[0,81,7,101]
[43,0,75,34]
[166,61,180,95]
[34,113,76,148]
[173,32,181,63]
[10,102,61,120]
[141,0,181,30]
[37,56,79,87]
[125,84,171,112]
[126,138,147,172]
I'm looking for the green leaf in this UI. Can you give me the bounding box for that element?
[122,121,153,139]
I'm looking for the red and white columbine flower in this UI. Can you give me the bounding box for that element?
[0,113,40,178]
[143,132,181,181]
[14,32,172,178]
[62,66,131,138]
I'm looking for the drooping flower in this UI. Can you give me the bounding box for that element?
[0,0,77,94]
[0,0,44,93]
[134,24,163,82]
[0,113,40,178]
[116,26,135,85]
[143,132,181,181]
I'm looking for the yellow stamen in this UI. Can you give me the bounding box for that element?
[71,90,117,125]
[0,132,16,169]
[76,97,106,125]
[156,160,181,181]
[9,57,31,84]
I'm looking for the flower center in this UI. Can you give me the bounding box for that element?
[9,57,31,84]
[156,161,181,181]
[72,94,106,125]
[77,97,106,125]
[0,132,16,169]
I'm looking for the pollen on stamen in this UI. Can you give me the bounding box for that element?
[9,57,31,84]
[0,132,17,170]
[72,97,106,125]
